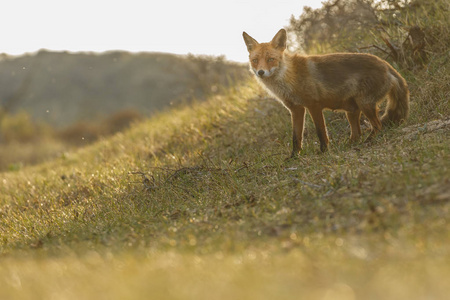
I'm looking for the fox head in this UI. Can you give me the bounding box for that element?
[242,29,287,78]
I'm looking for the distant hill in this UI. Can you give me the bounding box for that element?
[0,50,247,127]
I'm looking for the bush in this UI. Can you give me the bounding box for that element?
[288,0,449,70]
[0,110,52,143]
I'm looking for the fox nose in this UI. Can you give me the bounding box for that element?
[257,70,265,77]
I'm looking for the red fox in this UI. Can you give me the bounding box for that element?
[243,29,410,156]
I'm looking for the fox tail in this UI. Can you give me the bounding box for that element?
[381,69,410,126]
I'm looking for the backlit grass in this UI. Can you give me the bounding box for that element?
[1,67,449,299]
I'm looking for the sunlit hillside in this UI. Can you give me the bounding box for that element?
[0,0,449,299]
[1,53,449,298]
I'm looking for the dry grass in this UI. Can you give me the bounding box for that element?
[0,68,449,298]
[0,4,449,297]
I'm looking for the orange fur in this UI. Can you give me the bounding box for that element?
[243,29,410,156]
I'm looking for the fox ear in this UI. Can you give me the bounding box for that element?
[271,29,287,50]
[243,32,259,52]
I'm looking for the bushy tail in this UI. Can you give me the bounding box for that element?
[381,68,410,126]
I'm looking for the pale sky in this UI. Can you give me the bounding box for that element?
[2,0,323,62]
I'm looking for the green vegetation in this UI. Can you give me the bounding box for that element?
[1,0,449,299]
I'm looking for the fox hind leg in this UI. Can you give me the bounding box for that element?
[346,110,362,142]
[360,103,382,141]
[308,107,329,152]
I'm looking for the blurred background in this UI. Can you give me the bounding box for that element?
[0,0,447,171]
[0,0,323,170]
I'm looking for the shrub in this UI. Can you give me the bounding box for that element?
[287,0,449,70]
[0,110,52,143]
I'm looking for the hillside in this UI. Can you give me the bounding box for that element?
[0,62,449,298]
[1,0,449,297]
[0,50,247,127]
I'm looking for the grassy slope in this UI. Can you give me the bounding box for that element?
[0,64,449,299]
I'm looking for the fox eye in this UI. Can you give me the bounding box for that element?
[267,58,275,62]
[252,58,258,63]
